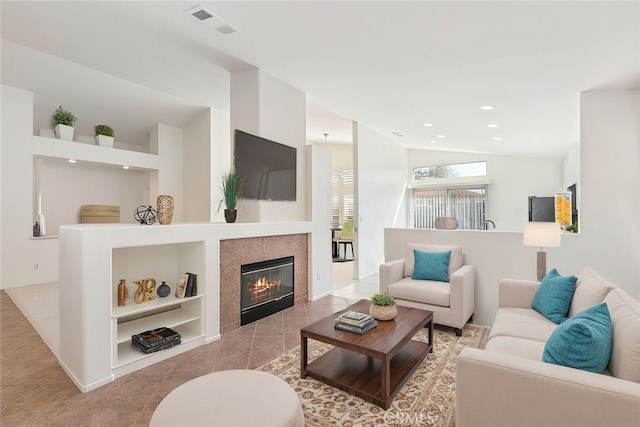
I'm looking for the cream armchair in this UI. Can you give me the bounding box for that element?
[379,243,475,335]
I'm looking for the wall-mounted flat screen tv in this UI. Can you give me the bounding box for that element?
[233,129,297,201]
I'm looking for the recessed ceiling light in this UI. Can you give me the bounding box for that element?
[480,105,495,110]
[123,165,130,169]
[488,123,501,128]
[437,134,445,138]
[423,123,433,127]
[68,158,76,163]
[430,140,437,144]
[493,137,503,141]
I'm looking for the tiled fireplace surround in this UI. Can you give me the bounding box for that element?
[219,234,309,333]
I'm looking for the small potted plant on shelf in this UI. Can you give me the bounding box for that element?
[218,170,240,223]
[52,105,77,141]
[94,124,115,147]
[370,293,397,321]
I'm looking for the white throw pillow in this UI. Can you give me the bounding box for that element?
[403,243,463,278]
[603,288,640,382]
[569,267,616,317]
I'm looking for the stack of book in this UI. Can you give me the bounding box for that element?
[131,327,181,354]
[334,310,377,334]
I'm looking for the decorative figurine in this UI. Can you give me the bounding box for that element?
[157,281,171,297]
[133,278,157,304]
[117,279,128,306]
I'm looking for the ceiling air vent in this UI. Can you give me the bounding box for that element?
[187,6,238,35]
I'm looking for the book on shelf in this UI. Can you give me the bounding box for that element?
[175,274,188,298]
[185,272,197,297]
[334,319,377,334]
[335,310,373,327]
[132,338,181,354]
[131,327,181,350]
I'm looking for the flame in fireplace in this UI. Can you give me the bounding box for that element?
[252,277,281,296]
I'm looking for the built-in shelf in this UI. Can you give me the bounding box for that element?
[29,235,59,240]
[32,135,159,170]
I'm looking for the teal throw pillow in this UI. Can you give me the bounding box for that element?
[531,268,577,323]
[543,303,613,373]
[411,249,451,282]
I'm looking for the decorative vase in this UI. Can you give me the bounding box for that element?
[224,209,237,223]
[117,279,128,306]
[370,304,397,321]
[157,281,171,298]
[55,124,74,141]
[157,195,174,225]
[96,134,114,147]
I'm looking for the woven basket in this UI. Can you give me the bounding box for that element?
[370,303,397,321]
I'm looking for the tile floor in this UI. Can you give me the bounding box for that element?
[0,274,378,426]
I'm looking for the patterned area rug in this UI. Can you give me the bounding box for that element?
[257,324,485,427]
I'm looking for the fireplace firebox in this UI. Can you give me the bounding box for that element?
[240,256,294,325]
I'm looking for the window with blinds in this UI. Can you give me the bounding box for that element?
[332,169,354,227]
[412,185,486,230]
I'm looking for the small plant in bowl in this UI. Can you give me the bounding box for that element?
[370,293,397,321]
[94,124,115,147]
[94,124,114,138]
[52,106,77,140]
[52,106,77,127]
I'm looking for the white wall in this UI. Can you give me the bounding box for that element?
[230,68,307,223]
[354,122,408,279]
[39,158,150,228]
[210,108,231,222]
[385,89,640,327]
[407,150,564,231]
[306,145,333,300]
[183,109,211,222]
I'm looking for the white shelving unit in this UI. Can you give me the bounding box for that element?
[58,224,211,392]
[58,221,313,393]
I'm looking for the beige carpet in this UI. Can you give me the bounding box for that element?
[258,324,486,427]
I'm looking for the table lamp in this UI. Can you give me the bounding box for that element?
[523,222,561,281]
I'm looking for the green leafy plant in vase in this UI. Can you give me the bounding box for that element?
[219,171,240,223]
[52,106,77,141]
[94,124,115,147]
[370,293,397,321]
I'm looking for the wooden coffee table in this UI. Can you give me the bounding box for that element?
[300,299,433,409]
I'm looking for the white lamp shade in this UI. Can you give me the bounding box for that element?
[523,222,561,248]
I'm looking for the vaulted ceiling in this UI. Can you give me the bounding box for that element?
[2,1,638,157]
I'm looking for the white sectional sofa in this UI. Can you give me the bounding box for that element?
[379,243,475,336]
[456,267,640,427]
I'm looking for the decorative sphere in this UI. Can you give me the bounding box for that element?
[134,205,157,225]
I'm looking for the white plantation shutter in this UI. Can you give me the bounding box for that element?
[332,168,354,226]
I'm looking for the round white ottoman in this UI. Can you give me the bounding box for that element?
[150,369,304,427]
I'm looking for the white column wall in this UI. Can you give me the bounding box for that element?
[306,145,333,300]
[210,108,231,222]
[150,123,184,222]
[183,109,211,222]
[354,122,408,279]
[230,68,307,223]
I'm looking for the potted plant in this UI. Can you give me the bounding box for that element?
[370,293,397,321]
[52,106,77,141]
[94,124,115,147]
[219,171,240,223]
